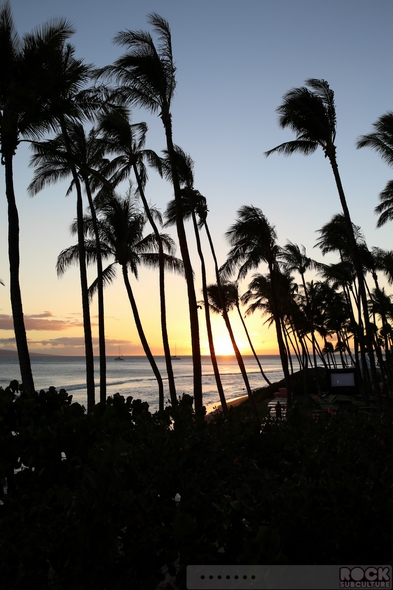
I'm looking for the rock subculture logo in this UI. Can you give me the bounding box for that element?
[340,567,391,588]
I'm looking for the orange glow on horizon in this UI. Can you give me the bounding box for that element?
[211,337,235,356]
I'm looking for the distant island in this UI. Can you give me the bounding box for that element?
[0,349,49,357]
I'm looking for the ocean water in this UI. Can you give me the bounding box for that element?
[0,354,297,413]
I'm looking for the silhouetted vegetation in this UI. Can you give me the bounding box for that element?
[1,381,392,589]
[3,1,393,411]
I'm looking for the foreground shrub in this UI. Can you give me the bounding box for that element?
[0,383,392,588]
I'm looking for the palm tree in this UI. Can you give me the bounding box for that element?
[57,194,184,411]
[163,147,227,413]
[29,123,110,403]
[357,113,393,232]
[95,108,178,405]
[242,269,307,377]
[280,242,319,382]
[373,180,393,228]
[314,215,377,390]
[98,14,203,410]
[315,215,363,327]
[265,79,380,401]
[205,282,259,418]
[220,205,293,406]
[227,281,272,386]
[0,1,75,392]
[37,39,103,411]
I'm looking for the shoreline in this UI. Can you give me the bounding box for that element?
[205,393,250,415]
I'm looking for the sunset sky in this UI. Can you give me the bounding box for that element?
[1,0,393,356]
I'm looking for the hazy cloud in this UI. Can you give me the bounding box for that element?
[0,313,88,331]
[38,337,89,348]
[27,337,137,352]
[0,333,140,355]
[0,337,17,346]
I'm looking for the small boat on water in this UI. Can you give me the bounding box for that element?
[171,344,181,360]
[114,347,124,361]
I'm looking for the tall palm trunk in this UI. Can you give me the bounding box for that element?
[161,112,202,410]
[269,264,292,407]
[133,165,177,405]
[300,274,317,394]
[328,152,379,402]
[4,151,35,392]
[203,220,260,415]
[368,275,393,392]
[204,221,258,417]
[235,300,272,386]
[121,264,164,410]
[220,305,259,419]
[190,208,227,414]
[60,120,95,411]
[83,176,106,404]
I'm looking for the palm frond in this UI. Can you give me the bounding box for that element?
[221,205,278,280]
[88,263,117,300]
[305,78,336,141]
[375,179,393,227]
[148,13,173,63]
[23,16,74,50]
[356,112,393,167]
[205,282,238,314]
[266,80,337,158]
[145,149,163,176]
[161,253,184,275]
[265,139,318,157]
[56,244,80,276]
[100,13,176,114]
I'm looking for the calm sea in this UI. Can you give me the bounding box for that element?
[0,355,297,413]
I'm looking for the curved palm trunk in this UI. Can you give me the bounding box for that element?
[369,275,393,392]
[121,264,164,410]
[161,112,202,411]
[204,221,258,417]
[190,210,227,414]
[4,152,35,392]
[340,274,361,367]
[269,265,292,407]
[282,319,295,374]
[83,177,106,404]
[235,302,272,386]
[133,165,177,405]
[75,184,96,412]
[220,308,259,419]
[328,153,379,403]
[60,121,95,411]
[299,274,315,394]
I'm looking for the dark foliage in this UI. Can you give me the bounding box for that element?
[0,381,392,589]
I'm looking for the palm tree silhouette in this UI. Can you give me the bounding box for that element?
[29,123,109,403]
[204,282,259,418]
[280,242,319,382]
[266,79,379,401]
[373,181,393,228]
[163,147,228,413]
[96,108,178,405]
[221,205,293,406]
[357,113,393,230]
[315,215,369,371]
[57,194,183,411]
[0,2,74,391]
[98,13,203,410]
[223,281,272,387]
[37,38,105,411]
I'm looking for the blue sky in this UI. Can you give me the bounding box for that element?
[1,0,393,356]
